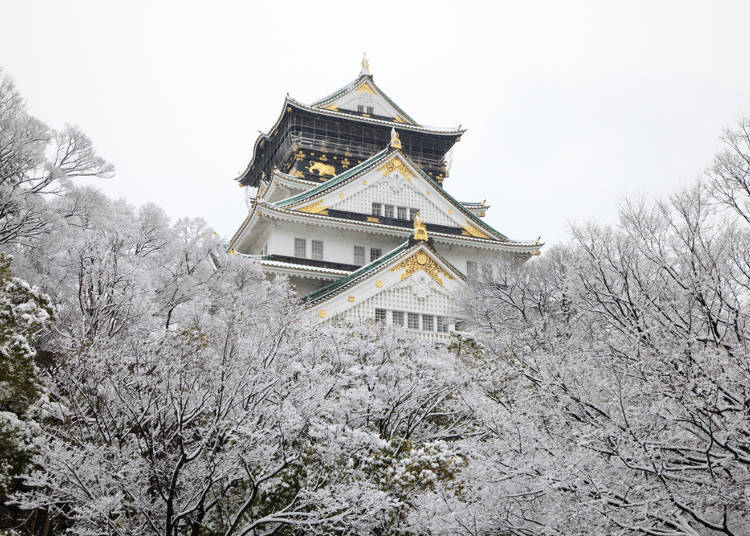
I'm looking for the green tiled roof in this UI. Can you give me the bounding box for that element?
[304,240,410,303]
[304,239,467,305]
[407,159,509,242]
[274,148,390,208]
[273,148,510,243]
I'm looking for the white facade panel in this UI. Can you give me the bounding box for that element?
[265,220,404,266]
[330,174,456,227]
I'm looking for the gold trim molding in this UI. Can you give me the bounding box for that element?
[376,156,415,182]
[357,81,376,95]
[461,222,491,239]
[389,251,454,286]
[298,201,329,214]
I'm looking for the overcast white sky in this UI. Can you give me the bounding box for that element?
[3,1,749,245]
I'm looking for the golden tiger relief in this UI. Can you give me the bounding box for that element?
[307,161,336,177]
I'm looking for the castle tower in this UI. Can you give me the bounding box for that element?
[229,58,541,339]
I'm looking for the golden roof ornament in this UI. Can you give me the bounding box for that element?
[390,127,402,149]
[361,53,370,75]
[413,212,428,242]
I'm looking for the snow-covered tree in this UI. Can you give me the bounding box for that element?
[3,182,470,534]
[6,63,750,535]
[437,121,750,535]
[0,70,113,246]
[0,253,52,502]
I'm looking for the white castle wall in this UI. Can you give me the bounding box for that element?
[265,220,403,265]
[333,91,401,119]
[334,271,460,341]
[262,220,511,278]
[341,276,453,320]
[330,174,456,227]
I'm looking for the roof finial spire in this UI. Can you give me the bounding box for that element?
[361,52,370,75]
[390,127,402,149]
[413,212,428,242]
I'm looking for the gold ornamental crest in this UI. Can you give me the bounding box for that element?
[389,251,453,286]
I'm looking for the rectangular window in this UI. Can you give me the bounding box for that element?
[357,104,364,112]
[370,248,382,262]
[366,106,374,114]
[409,208,419,221]
[375,308,387,323]
[422,314,434,331]
[354,246,366,266]
[397,207,408,220]
[311,240,323,261]
[372,202,382,217]
[407,313,420,329]
[392,311,404,327]
[384,205,394,218]
[466,261,477,279]
[437,316,448,333]
[294,238,306,258]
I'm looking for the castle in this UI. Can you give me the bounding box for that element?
[229,57,540,339]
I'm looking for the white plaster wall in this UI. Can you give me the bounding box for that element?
[333,91,401,118]
[438,244,508,276]
[253,219,515,281]
[339,272,456,324]
[330,174,456,227]
[266,220,403,265]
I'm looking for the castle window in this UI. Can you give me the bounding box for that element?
[372,202,382,217]
[294,238,306,258]
[370,248,382,262]
[409,208,419,221]
[422,314,434,331]
[357,104,364,112]
[466,261,477,279]
[354,246,365,265]
[397,207,408,220]
[311,240,323,261]
[407,313,420,329]
[367,106,374,114]
[375,308,387,323]
[384,205,394,218]
[392,311,404,327]
[437,316,448,333]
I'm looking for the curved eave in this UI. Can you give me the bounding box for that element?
[251,202,543,254]
[290,97,462,135]
[259,170,320,202]
[236,97,465,185]
[461,201,490,209]
[271,169,320,187]
[227,207,256,252]
[258,259,352,279]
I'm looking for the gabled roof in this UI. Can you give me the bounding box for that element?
[311,73,418,126]
[271,147,512,242]
[274,148,390,208]
[236,97,463,187]
[304,238,466,306]
[304,240,410,303]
